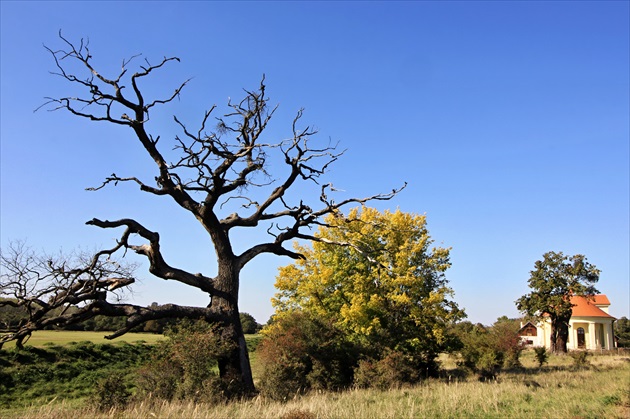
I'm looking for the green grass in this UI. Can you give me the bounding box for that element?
[0,332,263,411]
[2,330,165,349]
[0,340,155,410]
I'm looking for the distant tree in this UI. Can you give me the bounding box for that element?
[0,298,28,331]
[516,251,599,354]
[615,317,630,348]
[239,313,261,334]
[273,207,464,375]
[0,33,402,395]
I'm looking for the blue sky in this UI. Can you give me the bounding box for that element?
[1,1,628,325]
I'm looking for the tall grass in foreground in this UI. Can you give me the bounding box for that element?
[4,353,629,419]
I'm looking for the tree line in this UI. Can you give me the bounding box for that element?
[0,299,261,336]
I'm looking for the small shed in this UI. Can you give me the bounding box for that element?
[518,321,542,346]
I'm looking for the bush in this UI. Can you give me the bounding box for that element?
[456,321,525,379]
[354,350,422,390]
[135,319,234,403]
[533,346,549,368]
[258,311,357,400]
[135,357,181,401]
[91,371,131,411]
[570,351,591,368]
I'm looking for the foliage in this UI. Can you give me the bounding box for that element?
[135,319,235,403]
[569,351,591,369]
[614,317,630,347]
[353,350,425,390]
[240,313,262,334]
[90,371,131,411]
[533,346,549,368]
[0,298,28,330]
[258,311,357,400]
[491,319,526,369]
[456,320,525,379]
[515,251,599,354]
[273,207,464,375]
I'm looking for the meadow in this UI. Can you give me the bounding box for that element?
[1,331,628,418]
[1,330,165,349]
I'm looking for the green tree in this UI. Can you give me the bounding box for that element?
[615,317,630,348]
[239,313,261,334]
[273,206,464,374]
[515,251,599,354]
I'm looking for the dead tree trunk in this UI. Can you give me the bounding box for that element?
[208,261,254,392]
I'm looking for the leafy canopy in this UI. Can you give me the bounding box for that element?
[516,251,600,321]
[272,206,464,356]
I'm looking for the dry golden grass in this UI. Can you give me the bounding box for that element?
[4,352,629,419]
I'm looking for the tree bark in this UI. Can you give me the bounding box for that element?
[556,327,569,354]
[550,317,570,354]
[207,255,255,393]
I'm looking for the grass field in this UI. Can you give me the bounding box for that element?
[2,330,165,349]
[1,340,628,419]
[3,351,628,419]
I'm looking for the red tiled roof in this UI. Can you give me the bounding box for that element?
[591,295,611,305]
[570,295,615,319]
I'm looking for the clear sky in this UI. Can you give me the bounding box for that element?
[1,1,628,325]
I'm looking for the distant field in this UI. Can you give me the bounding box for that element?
[2,330,165,349]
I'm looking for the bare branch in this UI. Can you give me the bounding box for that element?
[0,240,136,348]
[85,218,216,294]
[87,300,229,339]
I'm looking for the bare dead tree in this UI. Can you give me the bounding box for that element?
[3,32,404,394]
[0,240,137,350]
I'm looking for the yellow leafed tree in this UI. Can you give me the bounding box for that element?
[272,206,465,366]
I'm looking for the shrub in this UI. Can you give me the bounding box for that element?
[456,321,525,379]
[491,320,525,370]
[135,357,181,401]
[570,351,591,368]
[354,350,422,390]
[533,346,549,368]
[91,371,131,411]
[135,319,234,403]
[258,311,357,400]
